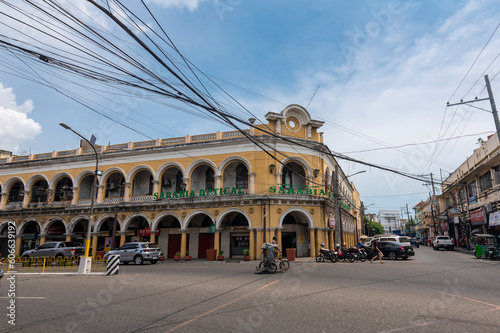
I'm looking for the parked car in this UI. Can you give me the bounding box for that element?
[409,238,420,248]
[365,241,415,260]
[367,235,411,246]
[21,241,84,260]
[104,242,161,265]
[432,236,454,251]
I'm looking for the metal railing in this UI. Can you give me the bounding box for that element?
[3,256,107,274]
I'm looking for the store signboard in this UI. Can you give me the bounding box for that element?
[230,226,249,232]
[440,221,449,231]
[489,211,500,227]
[138,228,160,236]
[328,216,335,229]
[470,209,485,226]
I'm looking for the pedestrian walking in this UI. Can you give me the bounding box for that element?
[370,240,383,264]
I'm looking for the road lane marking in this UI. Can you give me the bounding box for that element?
[379,319,447,332]
[0,297,46,299]
[444,292,500,311]
[165,262,321,332]
[166,280,279,332]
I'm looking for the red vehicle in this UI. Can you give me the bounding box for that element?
[335,245,355,262]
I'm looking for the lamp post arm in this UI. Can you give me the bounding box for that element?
[60,124,100,171]
[59,123,99,258]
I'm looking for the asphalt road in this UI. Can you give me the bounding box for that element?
[0,247,499,333]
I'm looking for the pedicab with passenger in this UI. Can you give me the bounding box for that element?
[256,243,289,273]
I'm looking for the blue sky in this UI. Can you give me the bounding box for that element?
[1,0,500,217]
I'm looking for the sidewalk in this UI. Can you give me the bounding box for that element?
[160,257,314,264]
[420,244,474,255]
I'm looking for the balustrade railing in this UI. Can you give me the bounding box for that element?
[2,128,252,164]
[103,197,124,204]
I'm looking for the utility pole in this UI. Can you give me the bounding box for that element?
[334,165,342,247]
[406,203,412,236]
[485,74,500,140]
[447,74,500,141]
[263,202,267,244]
[430,173,438,236]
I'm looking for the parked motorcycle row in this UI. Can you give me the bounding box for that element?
[315,244,369,263]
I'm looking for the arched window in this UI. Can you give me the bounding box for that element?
[175,170,183,192]
[281,162,306,189]
[236,164,248,189]
[54,177,73,202]
[132,170,153,196]
[31,180,48,203]
[105,173,125,198]
[205,168,214,190]
[8,182,24,203]
[191,165,215,192]
[161,168,184,193]
[223,162,248,189]
[78,175,94,200]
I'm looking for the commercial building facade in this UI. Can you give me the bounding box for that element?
[439,133,500,242]
[378,210,402,234]
[0,105,361,259]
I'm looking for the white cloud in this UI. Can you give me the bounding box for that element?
[146,0,208,11]
[275,0,500,209]
[0,83,42,153]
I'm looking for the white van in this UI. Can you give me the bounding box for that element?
[369,235,411,246]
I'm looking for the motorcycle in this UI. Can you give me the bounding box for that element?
[350,247,367,262]
[316,248,338,263]
[336,247,355,262]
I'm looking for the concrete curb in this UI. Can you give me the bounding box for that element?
[11,273,106,276]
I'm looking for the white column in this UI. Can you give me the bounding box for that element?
[248,173,256,194]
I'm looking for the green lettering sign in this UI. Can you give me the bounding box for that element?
[152,186,245,200]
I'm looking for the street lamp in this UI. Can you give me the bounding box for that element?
[59,123,99,258]
[342,170,366,182]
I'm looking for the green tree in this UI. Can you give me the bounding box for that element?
[367,221,384,236]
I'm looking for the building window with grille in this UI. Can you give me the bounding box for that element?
[235,164,248,189]
[467,181,477,199]
[205,168,214,190]
[494,166,500,185]
[459,188,466,202]
[479,171,492,192]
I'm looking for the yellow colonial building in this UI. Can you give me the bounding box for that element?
[0,105,361,260]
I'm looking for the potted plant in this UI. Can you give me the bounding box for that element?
[185,250,191,261]
[217,250,224,261]
[243,249,250,261]
[173,251,181,261]
[159,251,165,261]
[206,248,217,261]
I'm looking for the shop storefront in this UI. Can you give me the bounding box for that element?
[488,210,500,237]
[470,209,488,234]
[230,226,249,257]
